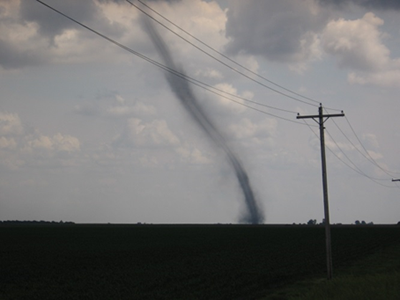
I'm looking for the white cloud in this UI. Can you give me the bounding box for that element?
[28,133,80,153]
[362,133,380,149]
[228,118,277,147]
[52,133,81,152]
[289,32,322,73]
[29,135,54,151]
[0,136,17,150]
[366,150,383,161]
[206,83,252,115]
[322,13,389,71]
[322,12,400,87]
[0,0,135,69]
[75,93,156,119]
[115,118,180,148]
[0,112,24,135]
[231,54,260,74]
[176,145,212,165]
[0,111,81,170]
[152,0,227,52]
[0,0,228,71]
[348,68,400,87]
[106,100,156,118]
[195,68,223,80]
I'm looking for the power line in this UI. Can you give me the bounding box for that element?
[132,0,343,113]
[132,0,400,180]
[127,0,335,109]
[344,115,400,176]
[35,1,400,188]
[303,120,398,189]
[35,0,312,127]
[331,117,399,178]
[325,129,389,181]
[166,75,300,114]
[325,106,400,177]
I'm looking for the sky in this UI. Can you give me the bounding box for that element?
[1,0,400,224]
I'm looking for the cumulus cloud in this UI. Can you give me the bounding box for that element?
[361,133,380,149]
[175,144,212,165]
[106,95,156,118]
[19,0,125,42]
[114,118,180,148]
[321,12,400,87]
[222,0,400,80]
[0,136,17,150]
[149,0,226,47]
[0,0,132,69]
[348,69,400,87]
[107,116,198,168]
[0,0,228,79]
[0,111,80,169]
[205,83,251,115]
[195,68,223,80]
[29,133,80,153]
[0,112,24,135]
[228,118,277,147]
[74,93,156,119]
[0,0,230,73]
[322,13,389,72]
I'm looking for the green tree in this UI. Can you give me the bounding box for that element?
[307,219,317,225]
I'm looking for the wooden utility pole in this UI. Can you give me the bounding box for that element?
[297,104,344,280]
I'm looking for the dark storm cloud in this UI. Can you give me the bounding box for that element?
[97,0,180,3]
[0,0,129,70]
[21,0,126,42]
[317,0,400,10]
[224,0,400,64]
[20,0,99,40]
[96,0,126,3]
[0,39,44,69]
[224,0,329,63]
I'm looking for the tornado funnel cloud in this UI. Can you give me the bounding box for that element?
[142,18,264,224]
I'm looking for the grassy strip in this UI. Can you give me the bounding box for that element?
[265,242,400,300]
[291,272,400,300]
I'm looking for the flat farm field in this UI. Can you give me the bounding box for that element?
[1,224,399,299]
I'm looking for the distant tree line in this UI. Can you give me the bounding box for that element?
[354,220,374,225]
[301,219,376,226]
[0,220,75,225]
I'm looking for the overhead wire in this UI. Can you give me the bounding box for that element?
[126,0,334,109]
[132,0,344,113]
[302,120,398,189]
[325,129,389,181]
[133,0,320,103]
[35,0,312,127]
[36,0,399,188]
[344,115,400,175]
[132,0,400,186]
[325,107,400,177]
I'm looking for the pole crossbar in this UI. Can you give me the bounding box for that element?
[296,113,345,120]
[297,104,344,280]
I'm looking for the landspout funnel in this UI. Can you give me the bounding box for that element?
[142,18,264,224]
